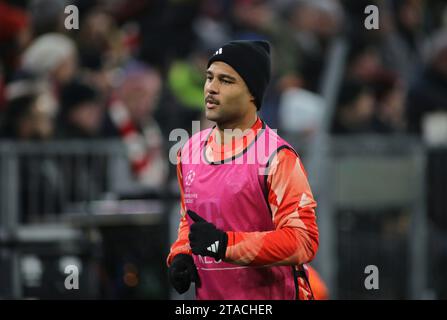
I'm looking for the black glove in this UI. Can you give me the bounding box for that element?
[168,254,200,294]
[187,210,228,261]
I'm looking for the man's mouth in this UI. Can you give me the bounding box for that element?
[205,97,220,109]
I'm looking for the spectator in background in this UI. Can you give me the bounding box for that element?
[0,1,31,83]
[0,78,63,222]
[406,29,447,137]
[57,79,104,139]
[406,29,447,254]
[265,0,344,130]
[193,0,231,52]
[380,0,425,83]
[76,7,115,65]
[230,0,276,39]
[278,86,325,138]
[370,71,406,133]
[1,78,56,140]
[103,60,168,188]
[123,0,201,72]
[343,37,407,134]
[75,7,122,97]
[166,45,211,133]
[0,67,5,124]
[57,79,108,207]
[345,38,385,84]
[28,0,66,36]
[404,27,447,300]
[331,80,375,134]
[0,63,5,114]
[21,33,78,90]
[278,0,344,92]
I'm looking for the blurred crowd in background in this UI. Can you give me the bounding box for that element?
[1,0,447,178]
[1,0,447,299]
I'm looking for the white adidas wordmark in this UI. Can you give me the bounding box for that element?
[207,241,219,253]
[215,48,222,55]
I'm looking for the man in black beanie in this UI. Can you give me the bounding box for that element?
[167,40,319,300]
[206,40,271,110]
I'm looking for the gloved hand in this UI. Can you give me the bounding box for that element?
[187,210,228,261]
[168,254,200,294]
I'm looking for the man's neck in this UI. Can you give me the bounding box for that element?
[215,113,258,145]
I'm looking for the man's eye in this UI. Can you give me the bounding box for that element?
[221,79,231,84]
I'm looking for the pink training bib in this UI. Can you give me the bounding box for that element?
[181,121,298,300]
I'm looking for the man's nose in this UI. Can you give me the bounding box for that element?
[205,79,219,95]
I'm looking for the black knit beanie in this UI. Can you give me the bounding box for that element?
[207,40,271,110]
[60,79,98,116]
